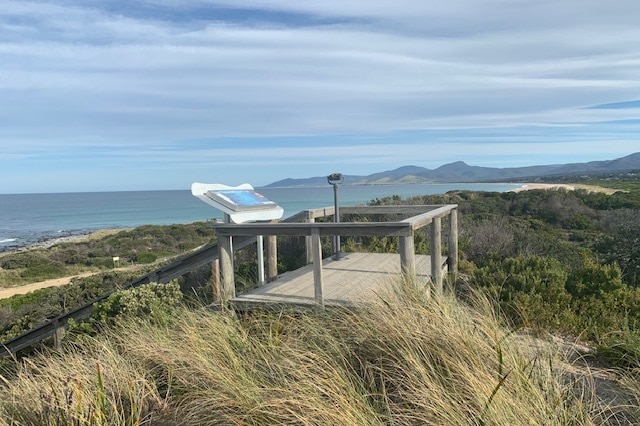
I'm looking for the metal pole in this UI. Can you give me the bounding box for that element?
[332,183,341,260]
[327,172,344,261]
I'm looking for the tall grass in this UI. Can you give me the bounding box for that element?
[1,283,636,425]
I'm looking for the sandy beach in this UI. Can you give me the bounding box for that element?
[513,183,619,194]
[513,183,576,192]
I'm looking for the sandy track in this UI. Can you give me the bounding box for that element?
[0,266,141,300]
[0,272,96,299]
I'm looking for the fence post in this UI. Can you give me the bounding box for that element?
[266,234,278,282]
[212,258,220,304]
[399,232,416,281]
[53,319,65,350]
[311,228,324,308]
[430,216,443,294]
[305,213,315,265]
[218,234,235,302]
[448,209,459,277]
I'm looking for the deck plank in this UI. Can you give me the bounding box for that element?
[231,252,441,309]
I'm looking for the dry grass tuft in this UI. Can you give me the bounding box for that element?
[1,282,637,425]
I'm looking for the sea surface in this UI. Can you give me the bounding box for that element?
[0,183,521,252]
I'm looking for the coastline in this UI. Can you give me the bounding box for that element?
[1,181,619,256]
[512,183,576,192]
[0,228,131,256]
[512,183,619,194]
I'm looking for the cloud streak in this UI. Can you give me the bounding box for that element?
[1,0,639,192]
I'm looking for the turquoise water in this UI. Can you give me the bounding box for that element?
[0,183,521,251]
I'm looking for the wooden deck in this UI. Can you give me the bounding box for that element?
[232,252,444,309]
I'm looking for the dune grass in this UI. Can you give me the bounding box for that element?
[0,283,637,425]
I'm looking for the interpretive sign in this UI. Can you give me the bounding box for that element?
[191,182,284,223]
[205,189,277,212]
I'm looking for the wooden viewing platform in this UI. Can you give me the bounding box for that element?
[213,204,459,309]
[232,252,446,309]
[0,204,457,357]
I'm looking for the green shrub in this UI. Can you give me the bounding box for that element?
[133,252,157,264]
[73,282,183,333]
[18,261,67,281]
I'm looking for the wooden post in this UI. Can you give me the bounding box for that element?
[430,216,443,294]
[305,214,315,265]
[218,235,235,302]
[448,209,459,276]
[266,234,278,282]
[257,235,265,285]
[311,228,324,308]
[211,258,220,304]
[399,233,416,280]
[53,319,65,350]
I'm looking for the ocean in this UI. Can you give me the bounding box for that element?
[0,183,521,251]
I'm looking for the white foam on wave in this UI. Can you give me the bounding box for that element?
[0,238,17,244]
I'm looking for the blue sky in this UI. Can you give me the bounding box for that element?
[1,0,640,194]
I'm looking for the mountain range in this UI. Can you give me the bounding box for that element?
[266,152,640,187]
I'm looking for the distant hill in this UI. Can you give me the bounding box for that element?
[265,152,640,187]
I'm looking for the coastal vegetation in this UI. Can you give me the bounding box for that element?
[365,182,640,369]
[1,172,640,423]
[0,223,216,287]
[2,287,638,425]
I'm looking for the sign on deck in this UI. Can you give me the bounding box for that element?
[191,183,284,223]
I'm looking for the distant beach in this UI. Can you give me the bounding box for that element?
[512,183,619,194]
[512,183,575,192]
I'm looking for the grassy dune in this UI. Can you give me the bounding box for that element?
[1,284,636,425]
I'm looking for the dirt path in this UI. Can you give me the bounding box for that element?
[0,272,97,299]
[0,266,143,300]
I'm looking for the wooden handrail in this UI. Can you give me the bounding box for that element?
[0,204,459,357]
[214,222,414,237]
[216,204,459,308]
[0,237,255,358]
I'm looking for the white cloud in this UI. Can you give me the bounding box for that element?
[1,0,640,192]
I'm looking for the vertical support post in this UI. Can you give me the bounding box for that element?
[218,234,235,302]
[311,228,324,308]
[53,319,65,350]
[212,258,220,304]
[266,234,278,282]
[430,216,443,294]
[332,184,341,260]
[257,235,265,285]
[448,209,459,276]
[305,213,315,265]
[399,232,416,280]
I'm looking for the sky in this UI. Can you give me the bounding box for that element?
[1,0,640,194]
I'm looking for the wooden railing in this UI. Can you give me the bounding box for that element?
[0,210,316,358]
[214,205,458,307]
[0,205,457,357]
